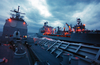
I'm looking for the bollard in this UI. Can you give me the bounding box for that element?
[61,53,70,65]
[71,57,79,65]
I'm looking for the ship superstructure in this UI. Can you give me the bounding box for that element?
[1,6,27,43]
[39,22,53,35]
[37,18,100,45]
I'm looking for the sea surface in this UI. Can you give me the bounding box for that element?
[28,33,37,38]
[0,31,37,38]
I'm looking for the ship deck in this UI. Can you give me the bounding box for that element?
[30,44,60,65]
[0,43,30,65]
[0,42,61,65]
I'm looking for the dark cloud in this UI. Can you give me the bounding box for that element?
[0,0,100,33]
[47,0,100,17]
[0,17,5,31]
[46,0,100,29]
[26,9,44,22]
[28,24,42,33]
[47,0,100,7]
[86,11,100,27]
[25,8,47,33]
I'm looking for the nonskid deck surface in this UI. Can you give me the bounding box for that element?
[0,43,30,65]
[32,37,100,65]
[31,44,60,65]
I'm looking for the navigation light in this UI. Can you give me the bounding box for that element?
[23,22,26,25]
[8,19,11,22]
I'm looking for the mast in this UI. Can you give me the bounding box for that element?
[10,6,25,20]
[18,6,20,12]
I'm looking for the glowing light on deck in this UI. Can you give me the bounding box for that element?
[76,29,81,32]
[53,29,55,34]
[75,57,79,59]
[43,27,52,35]
[77,27,80,29]
[83,24,85,26]
[63,27,65,31]
[8,19,11,22]
[23,22,26,25]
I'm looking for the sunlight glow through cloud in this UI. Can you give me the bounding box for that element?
[29,0,52,17]
[50,21,63,28]
[39,20,63,28]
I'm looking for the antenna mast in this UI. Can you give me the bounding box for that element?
[18,6,20,12]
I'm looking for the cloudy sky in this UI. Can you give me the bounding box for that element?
[0,0,100,33]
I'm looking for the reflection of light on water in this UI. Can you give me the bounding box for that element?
[42,37,53,41]
[28,33,37,38]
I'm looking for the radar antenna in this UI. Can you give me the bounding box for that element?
[10,6,25,19]
[77,18,81,25]
[18,6,20,12]
[44,21,48,26]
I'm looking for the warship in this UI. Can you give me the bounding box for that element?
[0,6,31,65]
[0,6,100,65]
[0,6,27,43]
[37,18,100,46]
[0,6,61,65]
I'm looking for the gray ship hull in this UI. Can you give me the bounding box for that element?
[37,33,100,45]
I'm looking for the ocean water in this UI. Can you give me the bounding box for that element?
[0,32,37,38]
[28,33,37,38]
